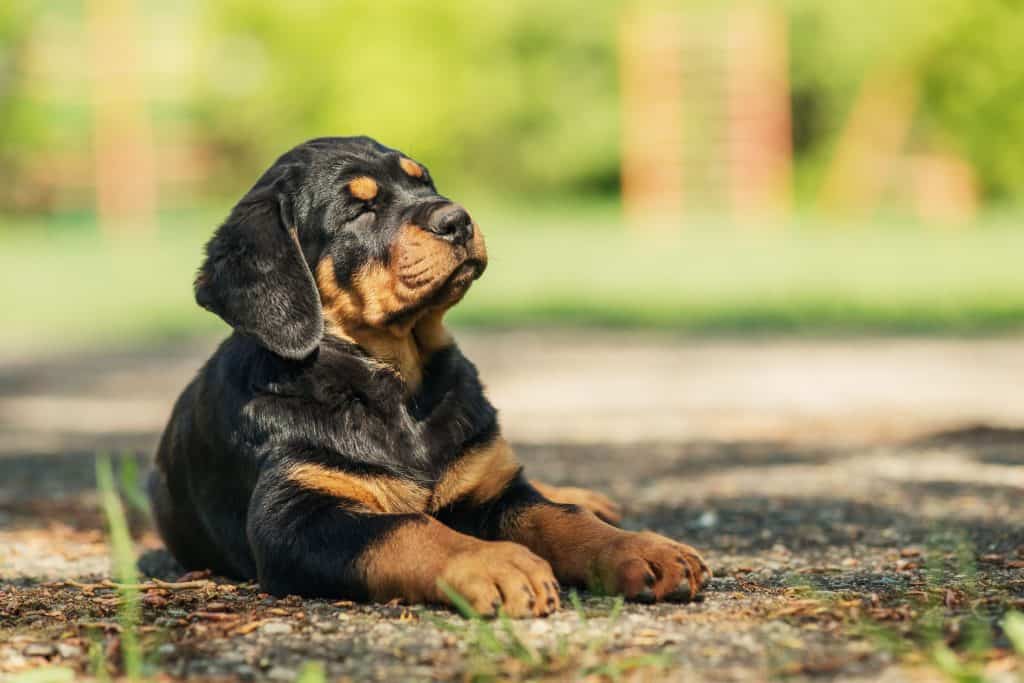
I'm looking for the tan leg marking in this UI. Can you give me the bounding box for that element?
[287,463,429,513]
[357,516,560,617]
[504,505,711,603]
[530,480,622,524]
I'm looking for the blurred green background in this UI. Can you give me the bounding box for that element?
[2,0,1023,354]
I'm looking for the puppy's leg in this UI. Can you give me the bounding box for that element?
[247,464,559,617]
[498,486,711,602]
[446,439,710,602]
[529,480,622,525]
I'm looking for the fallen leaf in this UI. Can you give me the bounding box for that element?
[192,611,238,621]
[231,620,269,636]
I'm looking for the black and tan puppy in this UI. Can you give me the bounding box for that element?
[150,136,710,617]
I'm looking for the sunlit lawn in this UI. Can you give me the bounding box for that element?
[3,203,1024,354]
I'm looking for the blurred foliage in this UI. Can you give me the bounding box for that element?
[0,1,43,206]
[788,0,1024,200]
[194,0,620,197]
[0,0,1023,210]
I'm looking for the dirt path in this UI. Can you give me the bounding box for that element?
[2,333,1023,681]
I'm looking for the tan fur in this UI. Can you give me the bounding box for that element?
[287,463,429,513]
[430,437,521,511]
[348,176,379,200]
[313,220,485,392]
[356,517,559,617]
[412,310,454,357]
[399,157,424,178]
[315,258,425,388]
[503,503,708,598]
[503,504,621,585]
[356,516,478,603]
[529,480,622,524]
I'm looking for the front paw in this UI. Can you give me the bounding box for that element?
[591,532,711,603]
[439,541,560,618]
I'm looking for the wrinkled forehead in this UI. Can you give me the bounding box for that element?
[305,138,428,188]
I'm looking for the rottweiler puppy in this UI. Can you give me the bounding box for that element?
[150,136,710,617]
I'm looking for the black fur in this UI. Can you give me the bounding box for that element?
[151,137,541,598]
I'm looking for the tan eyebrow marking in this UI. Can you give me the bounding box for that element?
[348,176,379,200]
[399,158,424,178]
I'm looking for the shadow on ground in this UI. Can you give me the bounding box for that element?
[2,426,1023,681]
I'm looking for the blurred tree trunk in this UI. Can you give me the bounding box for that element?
[619,1,684,230]
[87,0,157,236]
[726,2,792,220]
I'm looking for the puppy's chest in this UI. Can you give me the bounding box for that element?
[304,348,508,514]
[397,412,511,514]
[342,400,511,515]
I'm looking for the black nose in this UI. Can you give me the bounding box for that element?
[427,205,474,244]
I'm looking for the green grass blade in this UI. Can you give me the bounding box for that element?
[498,611,541,665]
[118,454,150,516]
[1003,611,1024,656]
[569,590,587,623]
[607,596,624,622]
[295,661,326,683]
[437,579,482,620]
[96,453,143,680]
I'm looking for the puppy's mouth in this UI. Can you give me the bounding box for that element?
[422,255,485,307]
[445,257,487,289]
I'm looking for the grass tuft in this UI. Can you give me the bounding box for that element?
[94,453,144,680]
[428,582,663,681]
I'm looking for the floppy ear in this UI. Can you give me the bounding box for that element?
[195,168,323,359]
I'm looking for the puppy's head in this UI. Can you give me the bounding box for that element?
[195,137,487,359]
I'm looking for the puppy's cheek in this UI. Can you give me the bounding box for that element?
[390,224,460,295]
[317,259,406,329]
[355,264,407,325]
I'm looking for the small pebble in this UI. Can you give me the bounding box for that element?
[266,666,296,681]
[696,510,719,528]
[23,643,56,657]
[56,643,82,658]
[261,622,293,635]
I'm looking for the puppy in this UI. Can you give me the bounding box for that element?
[150,136,710,617]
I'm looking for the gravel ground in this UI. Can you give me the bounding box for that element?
[2,333,1023,682]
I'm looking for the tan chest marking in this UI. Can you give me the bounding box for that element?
[430,438,521,511]
[287,463,429,514]
[287,439,518,516]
